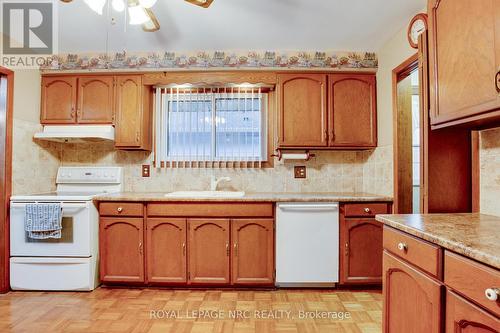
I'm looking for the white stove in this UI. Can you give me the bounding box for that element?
[10,167,122,291]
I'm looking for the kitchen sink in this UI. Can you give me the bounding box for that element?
[164,191,246,198]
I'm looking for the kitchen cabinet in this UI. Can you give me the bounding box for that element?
[277,73,377,149]
[277,73,328,147]
[77,76,114,123]
[99,217,144,283]
[428,0,500,128]
[41,76,77,124]
[446,290,500,333]
[328,74,376,147]
[146,218,187,284]
[383,251,442,333]
[188,218,230,285]
[114,75,152,150]
[231,219,274,285]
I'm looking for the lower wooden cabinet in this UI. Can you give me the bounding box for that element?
[446,290,500,333]
[231,219,274,285]
[99,217,144,283]
[383,251,442,333]
[341,219,382,284]
[188,219,230,285]
[146,218,187,284]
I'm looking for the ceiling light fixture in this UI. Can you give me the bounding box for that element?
[138,0,157,9]
[184,0,214,8]
[111,0,125,12]
[83,0,106,15]
[142,8,160,32]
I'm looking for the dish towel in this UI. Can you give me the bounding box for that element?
[24,203,63,239]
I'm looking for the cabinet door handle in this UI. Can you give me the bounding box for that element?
[234,243,238,256]
[345,242,349,256]
[485,288,499,301]
[397,242,408,252]
[496,70,500,94]
[135,132,140,143]
[139,241,143,255]
[331,131,335,143]
[182,243,186,256]
[70,108,76,119]
[226,242,229,256]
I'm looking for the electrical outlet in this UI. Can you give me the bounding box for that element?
[294,166,306,179]
[142,165,150,177]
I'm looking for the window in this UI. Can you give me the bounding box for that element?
[154,86,268,167]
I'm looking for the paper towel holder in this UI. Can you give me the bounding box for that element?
[271,149,316,161]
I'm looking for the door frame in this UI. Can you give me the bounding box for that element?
[0,66,14,293]
[392,53,419,214]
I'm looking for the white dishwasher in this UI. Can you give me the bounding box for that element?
[276,202,339,287]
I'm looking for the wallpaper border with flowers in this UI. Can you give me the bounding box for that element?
[40,50,378,71]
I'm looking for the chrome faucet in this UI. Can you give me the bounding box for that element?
[210,175,231,191]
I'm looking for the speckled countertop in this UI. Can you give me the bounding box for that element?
[94,191,392,203]
[376,213,500,270]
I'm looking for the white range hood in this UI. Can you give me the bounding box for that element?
[34,125,115,143]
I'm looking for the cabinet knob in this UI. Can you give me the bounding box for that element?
[397,242,407,252]
[496,70,500,94]
[117,207,123,213]
[364,207,371,213]
[485,288,499,301]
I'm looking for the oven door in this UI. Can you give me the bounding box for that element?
[10,201,92,257]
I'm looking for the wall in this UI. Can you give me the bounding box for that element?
[479,127,500,216]
[11,70,60,195]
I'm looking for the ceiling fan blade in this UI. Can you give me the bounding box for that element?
[184,0,214,8]
[142,8,160,32]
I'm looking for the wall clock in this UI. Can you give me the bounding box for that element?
[407,13,428,49]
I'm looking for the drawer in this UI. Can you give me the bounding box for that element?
[99,202,144,217]
[147,202,273,217]
[445,251,500,316]
[383,226,442,278]
[343,203,390,217]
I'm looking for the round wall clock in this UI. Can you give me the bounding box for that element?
[407,13,428,49]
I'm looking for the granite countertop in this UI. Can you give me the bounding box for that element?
[376,213,500,270]
[94,191,393,203]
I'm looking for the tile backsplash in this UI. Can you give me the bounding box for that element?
[479,127,500,216]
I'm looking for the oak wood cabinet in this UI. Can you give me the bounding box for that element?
[277,73,377,149]
[188,218,230,285]
[99,217,144,283]
[446,290,500,333]
[428,0,500,128]
[383,251,442,333]
[41,76,77,124]
[231,219,274,285]
[146,218,187,284]
[329,74,377,147]
[114,75,152,150]
[77,76,114,123]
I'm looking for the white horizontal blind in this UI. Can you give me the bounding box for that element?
[154,85,268,168]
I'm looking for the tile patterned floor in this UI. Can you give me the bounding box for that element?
[0,288,382,333]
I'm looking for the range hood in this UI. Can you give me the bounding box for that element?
[34,125,115,143]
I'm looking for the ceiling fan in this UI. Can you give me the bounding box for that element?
[60,0,214,32]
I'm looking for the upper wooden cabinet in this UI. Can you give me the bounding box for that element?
[329,74,377,147]
[114,75,152,150]
[41,76,77,124]
[278,73,328,147]
[77,76,114,123]
[277,73,377,149]
[428,0,500,128]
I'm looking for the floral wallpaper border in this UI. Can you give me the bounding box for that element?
[41,50,378,71]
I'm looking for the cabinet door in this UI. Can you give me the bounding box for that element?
[383,251,442,333]
[231,219,274,285]
[77,76,114,123]
[188,219,230,285]
[115,75,143,148]
[146,218,187,284]
[429,0,500,126]
[100,217,144,283]
[340,218,382,284]
[446,290,500,333]
[329,74,376,147]
[41,76,77,124]
[277,73,328,147]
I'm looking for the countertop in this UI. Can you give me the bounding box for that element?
[376,213,500,270]
[94,191,393,203]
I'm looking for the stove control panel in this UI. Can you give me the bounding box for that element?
[56,167,123,184]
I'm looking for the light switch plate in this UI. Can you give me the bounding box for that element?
[294,166,306,179]
[142,165,150,177]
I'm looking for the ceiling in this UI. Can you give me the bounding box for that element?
[57,0,426,54]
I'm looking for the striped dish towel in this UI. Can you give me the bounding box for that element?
[24,203,63,239]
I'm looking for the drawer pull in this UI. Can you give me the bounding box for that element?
[485,288,499,301]
[364,207,371,213]
[117,207,123,213]
[397,242,408,252]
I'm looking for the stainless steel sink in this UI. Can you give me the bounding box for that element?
[164,191,246,198]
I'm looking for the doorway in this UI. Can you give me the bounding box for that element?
[0,67,14,293]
